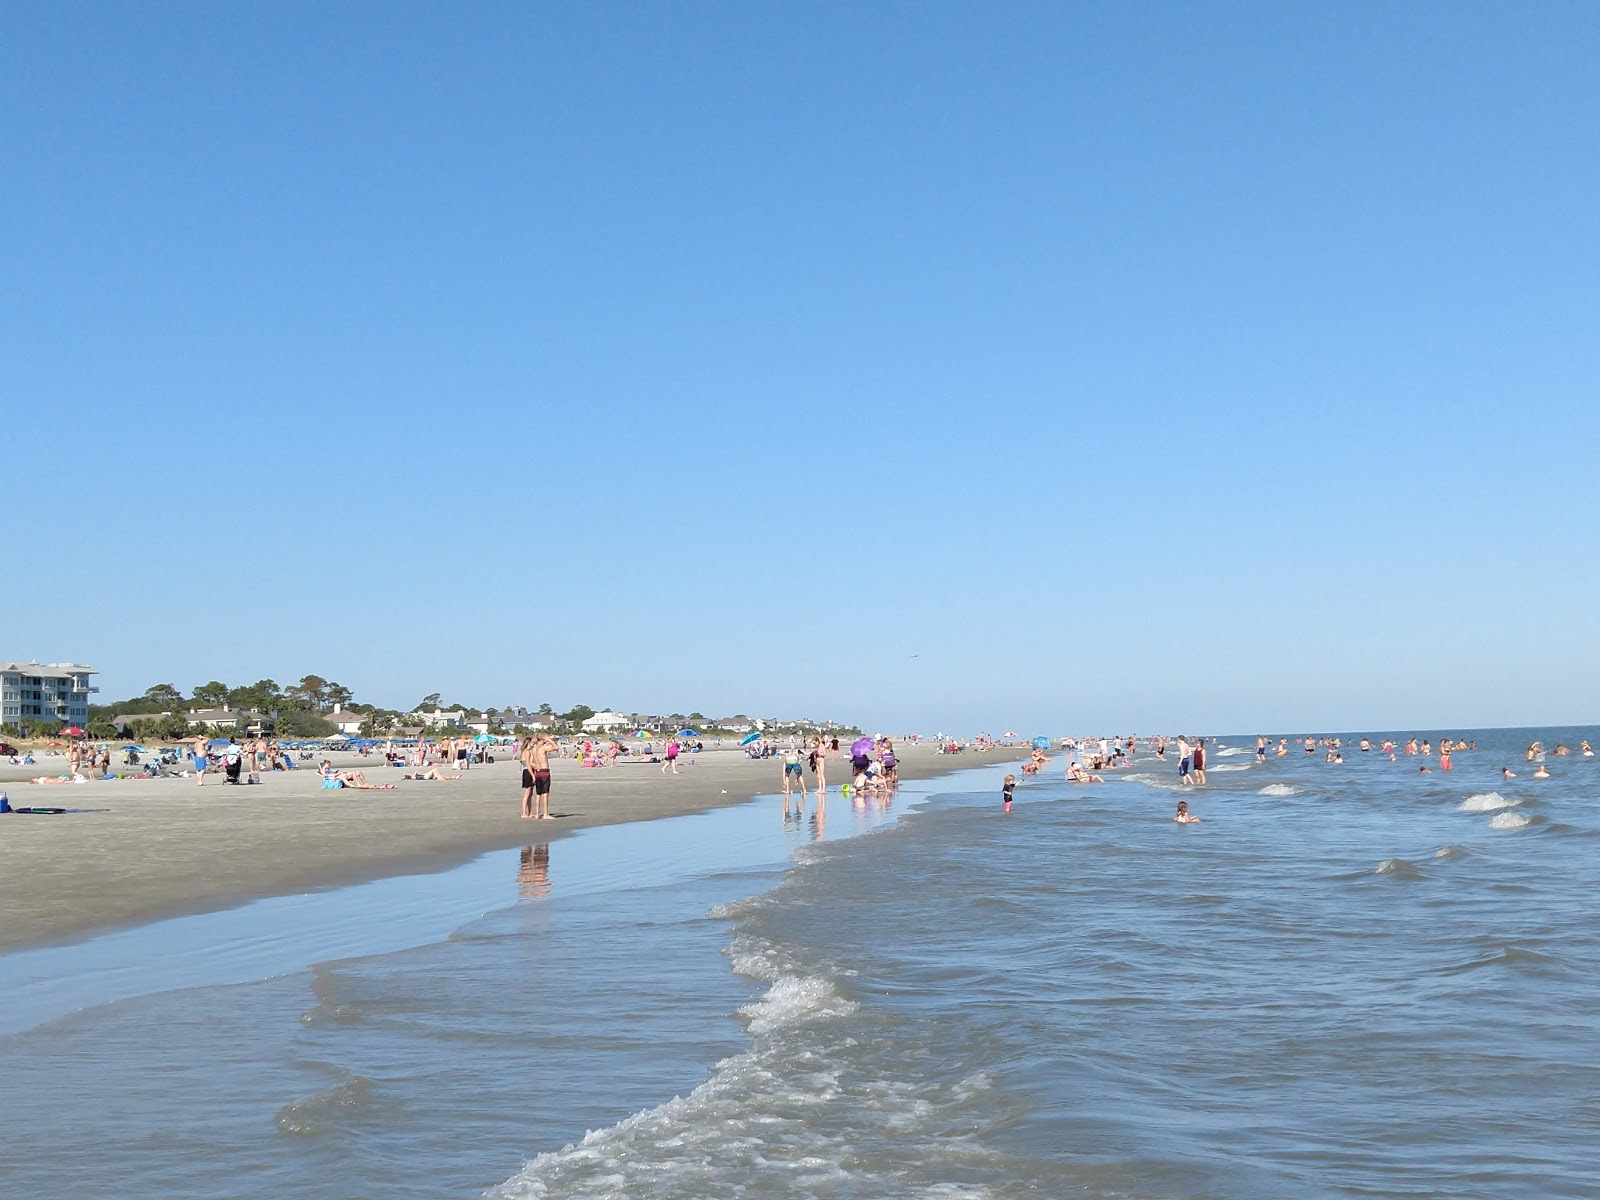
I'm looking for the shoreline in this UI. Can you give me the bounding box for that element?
[0,743,1022,954]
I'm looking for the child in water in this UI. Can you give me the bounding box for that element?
[1174,800,1201,823]
[1002,774,1016,812]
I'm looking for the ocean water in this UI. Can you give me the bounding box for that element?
[4,729,1598,1199]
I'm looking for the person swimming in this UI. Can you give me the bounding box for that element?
[1174,800,1200,824]
[1532,763,1552,779]
[1502,766,1516,779]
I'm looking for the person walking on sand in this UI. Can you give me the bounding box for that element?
[782,746,809,806]
[661,738,681,775]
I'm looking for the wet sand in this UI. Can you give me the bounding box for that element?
[0,744,1014,952]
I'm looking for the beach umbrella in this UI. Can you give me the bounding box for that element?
[122,744,149,753]
[327,732,349,742]
[740,731,763,746]
[207,738,231,748]
[1031,736,1051,751]
[677,728,699,738]
[60,726,85,737]
[850,736,875,757]
[473,733,493,743]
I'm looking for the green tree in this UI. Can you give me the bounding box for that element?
[227,679,283,712]
[191,680,231,707]
[276,709,338,738]
[289,674,329,712]
[417,692,442,711]
[325,682,354,710]
[537,703,554,716]
[560,704,595,725]
[141,683,186,709]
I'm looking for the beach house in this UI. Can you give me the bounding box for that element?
[1,662,98,732]
[580,710,631,733]
[326,705,365,736]
[186,706,249,731]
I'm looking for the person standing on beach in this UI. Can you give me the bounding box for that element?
[662,738,680,775]
[521,734,556,819]
[811,734,828,794]
[1176,736,1192,785]
[1192,738,1207,786]
[187,735,209,785]
[1002,774,1016,812]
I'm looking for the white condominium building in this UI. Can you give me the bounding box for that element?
[1,662,98,730]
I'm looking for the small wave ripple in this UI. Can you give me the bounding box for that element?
[1458,792,1518,813]
[1489,811,1531,831]
[1374,858,1424,879]
[1258,784,1300,797]
[492,933,999,1199]
[275,1076,378,1137]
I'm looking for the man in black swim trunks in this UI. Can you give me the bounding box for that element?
[520,733,557,820]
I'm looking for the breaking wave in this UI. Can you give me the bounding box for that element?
[1458,792,1517,813]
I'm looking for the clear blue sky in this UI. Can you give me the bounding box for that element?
[5,2,1597,734]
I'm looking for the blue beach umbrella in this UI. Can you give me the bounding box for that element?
[677,728,700,738]
[740,731,763,746]
[1031,736,1051,751]
[207,738,231,749]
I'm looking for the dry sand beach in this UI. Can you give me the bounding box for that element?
[0,742,1013,952]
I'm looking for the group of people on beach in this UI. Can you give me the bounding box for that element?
[777,735,899,811]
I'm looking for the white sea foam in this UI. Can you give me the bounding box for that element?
[1258,783,1300,797]
[1435,844,1465,860]
[1459,792,1517,813]
[1216,747,1252,757]
[1125,772,1188,792]
[489,952,997,1200]
[1489,811,1530,831]
[1208,763,1252,773]
[739,974,859,1035]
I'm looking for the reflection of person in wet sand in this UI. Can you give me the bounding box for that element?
[519,844,551,900]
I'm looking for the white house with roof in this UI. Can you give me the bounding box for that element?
[580,710,631,732]
[1,662,98,731]
[187,706,249,730]
[413,708,468,730]
[325,705,365,735]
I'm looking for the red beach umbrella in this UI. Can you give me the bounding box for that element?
[60,726,86,737]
